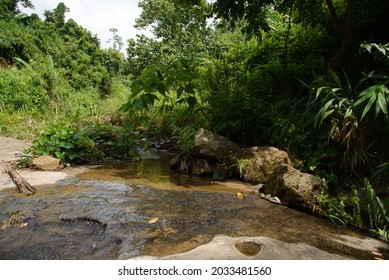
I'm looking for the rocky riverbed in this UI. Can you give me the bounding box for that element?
[0,137,388,260]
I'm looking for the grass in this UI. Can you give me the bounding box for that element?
[0,77,131,141]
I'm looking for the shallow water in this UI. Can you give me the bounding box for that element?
[0,156,388,259]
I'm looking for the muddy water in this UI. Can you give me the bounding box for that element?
[0,156,388,259]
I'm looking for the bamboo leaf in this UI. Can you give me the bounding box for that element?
[361,94,377,120]
[377,90,388,117]
[354,85,380,107]
[330,71,341,87]
[315,99,335,127]
[315,86,328,99]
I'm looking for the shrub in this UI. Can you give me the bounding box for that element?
[27,123,138,163]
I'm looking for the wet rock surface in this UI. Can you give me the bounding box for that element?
[0,136,388,260]
[0,158,388,260]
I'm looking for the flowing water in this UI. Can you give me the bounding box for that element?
[0,155,388,259]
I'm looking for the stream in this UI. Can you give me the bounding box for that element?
[0,155,388,259]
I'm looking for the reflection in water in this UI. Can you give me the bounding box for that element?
[0,155,388,260]
[77,155,254,193]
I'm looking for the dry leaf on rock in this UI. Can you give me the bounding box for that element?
[236,192,245,199]
[148,217,159,224]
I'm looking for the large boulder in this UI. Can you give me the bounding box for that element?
[193,129,292,183]
[265,164,322,211]
[194,128,240,159]
[236,146,291,184]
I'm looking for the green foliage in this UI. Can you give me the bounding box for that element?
[0,4,124,97]
[361,43,389,61]
[354,83,389,121]
[230,158,250,178]
[170,123,199,152]
[0,0,33,19]
[127,0,214,76]
[364,179,388,235]
[28,124,90,162]
[315,179,389,240]
[0,3,130,140]
[314,191,352,225]
[305,42,389,175]
[204,38,259,142]
[122,0,215,132]
[27,124,138,163]
[44,2,69,28]
[1,0,388,241]
[306,70,387,173]
[121,57,205,127]
[0,58,47,110]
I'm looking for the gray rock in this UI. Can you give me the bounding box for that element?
[193,129,292,184]
[194,128,240,159]
[265,164,322,211]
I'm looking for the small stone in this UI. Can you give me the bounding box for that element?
[267,196,282,205]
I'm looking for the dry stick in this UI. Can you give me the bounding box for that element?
[4,164,36,195]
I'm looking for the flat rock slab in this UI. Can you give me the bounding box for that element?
[0,137,27,163]
[130,235,344,260]
[131,234,387,260]
[0,170,69,190]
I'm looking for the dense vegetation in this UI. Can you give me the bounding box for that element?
[0,0,135,160]
[1,0,388,238]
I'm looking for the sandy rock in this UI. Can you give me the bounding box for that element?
[238,146,291,184]
[265,164,322,211]
[32,156,62,171]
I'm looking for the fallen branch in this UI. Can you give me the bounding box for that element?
[4,164,36,195]
[14,152,34,158]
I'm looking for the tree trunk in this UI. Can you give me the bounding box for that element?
[325,0,356,72]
